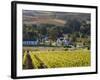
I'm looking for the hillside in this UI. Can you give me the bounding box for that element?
[23,10,90,26]
[22,10,91,48]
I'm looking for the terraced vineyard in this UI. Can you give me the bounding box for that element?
[23,50,90,69]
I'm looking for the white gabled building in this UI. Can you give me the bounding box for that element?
[56,37,71,46]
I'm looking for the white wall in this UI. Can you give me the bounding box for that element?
[0,0,99,80]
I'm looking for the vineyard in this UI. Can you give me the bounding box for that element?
[23,50,90,69]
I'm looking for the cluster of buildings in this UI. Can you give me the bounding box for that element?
[23,36,72,47]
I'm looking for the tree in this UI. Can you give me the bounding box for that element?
[48,27,59,41]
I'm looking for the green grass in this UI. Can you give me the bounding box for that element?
[23,49,90,69]
[22,51,27,65]
[30,52,41,68]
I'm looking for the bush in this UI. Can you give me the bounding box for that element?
[64,45,71,48]
[64,48,68,51]
[52,49,55,51]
